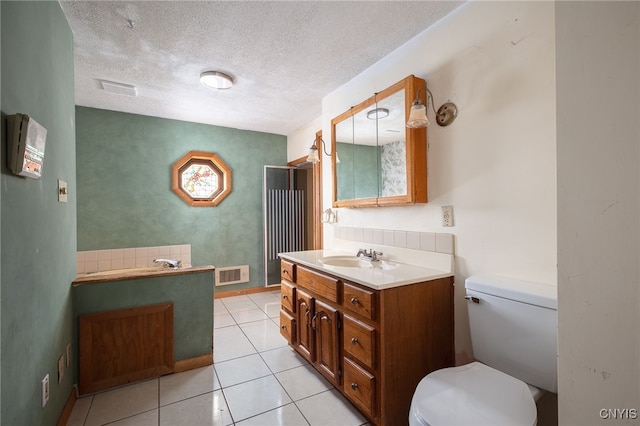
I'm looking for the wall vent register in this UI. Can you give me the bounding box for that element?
[216,265,250,286]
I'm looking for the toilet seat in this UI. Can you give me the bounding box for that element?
[409,362,537,426]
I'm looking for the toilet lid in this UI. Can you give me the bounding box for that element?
[410,362,536,426]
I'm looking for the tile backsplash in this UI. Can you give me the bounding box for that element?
[76,244,192,274]
[333,226,454,255]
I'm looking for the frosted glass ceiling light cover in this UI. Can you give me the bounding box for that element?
[307,145,320,164]
[200,71,234,90]
[406,102,430,128]
[367,107,390,120]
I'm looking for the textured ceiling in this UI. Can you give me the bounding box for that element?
[60,1,464,136]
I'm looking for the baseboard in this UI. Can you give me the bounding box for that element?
[214,284,280,299]
[56,386,77,426]
[174,353,213,373]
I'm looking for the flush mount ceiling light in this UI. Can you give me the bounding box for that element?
[367,107,390,120]
[199,71,234,90]
[406,86,457,128]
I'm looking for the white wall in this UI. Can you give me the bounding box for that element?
[288,116,322,162]
[289,1,557,361]
[556,2,640,425]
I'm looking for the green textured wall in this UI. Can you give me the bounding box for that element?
[76,107,287,291]
[1,2,77,425]
[336,141,380,200]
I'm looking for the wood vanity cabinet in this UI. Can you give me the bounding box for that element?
[279,259,455,425]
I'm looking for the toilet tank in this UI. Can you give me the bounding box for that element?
[465,275,558,393]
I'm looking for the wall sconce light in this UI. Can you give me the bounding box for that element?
[307,136,339,164]
[406,86,457,128]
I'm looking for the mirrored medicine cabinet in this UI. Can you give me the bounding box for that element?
[331,75,428,208]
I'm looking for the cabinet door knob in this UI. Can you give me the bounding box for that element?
[351,383,359,390]
[350,297,358,305]
[351,337,358,344]
[282,269,289,275]
[282,295,288,300]
[281,325,286,330]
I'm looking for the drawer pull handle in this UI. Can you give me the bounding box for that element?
[281,325,286,330]
[282,295,288,300]
[351,337,358,344]
[350,297,358,305]
[282,269,289,275]
[351,383,359,390]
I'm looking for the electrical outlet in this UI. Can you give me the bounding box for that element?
[442,205,454,227]
[58,355,65,384]
[41,374,49,408]
[66,342,72,367]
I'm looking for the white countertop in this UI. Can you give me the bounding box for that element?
[279,249,453,290]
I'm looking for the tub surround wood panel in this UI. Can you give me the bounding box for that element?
[79,303,174,395]
[278,255,454,425]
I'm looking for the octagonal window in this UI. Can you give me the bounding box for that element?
[172,151,231,206]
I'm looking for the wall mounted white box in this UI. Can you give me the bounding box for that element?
[6,113,47,179]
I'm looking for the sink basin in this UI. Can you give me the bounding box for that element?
[320,256,372,268]
[319,256,398,270]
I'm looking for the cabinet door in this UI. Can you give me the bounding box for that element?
[295,288,315,362]
[313,300,341,386]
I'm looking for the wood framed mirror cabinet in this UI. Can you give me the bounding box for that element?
[331,75,428,208]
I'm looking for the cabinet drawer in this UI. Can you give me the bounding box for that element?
[280,280,296,313]
[297,266,339,303]
[343,357,376,419]
[343,314,376,369]
[279,310,296,344]
[281,260,296,282]
[342,282,375,320]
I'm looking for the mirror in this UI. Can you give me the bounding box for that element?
[331,75,427,208]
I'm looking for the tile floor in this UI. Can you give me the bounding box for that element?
[67,289,368,425]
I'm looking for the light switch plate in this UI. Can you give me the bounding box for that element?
[58,179,68,203]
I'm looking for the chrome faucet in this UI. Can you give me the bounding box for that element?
[356,248,383,262]
[153,258,182,268]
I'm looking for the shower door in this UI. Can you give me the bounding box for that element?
[263,166,305,286]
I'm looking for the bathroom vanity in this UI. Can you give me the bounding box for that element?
[278,250,454,426]
[72,265,214,395]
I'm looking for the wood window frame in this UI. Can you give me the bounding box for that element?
[171,151,232,207]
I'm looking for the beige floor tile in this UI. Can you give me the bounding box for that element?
[160,365,214,406]
[84,379,158,426]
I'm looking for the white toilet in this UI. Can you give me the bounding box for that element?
[409,275,557,426]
